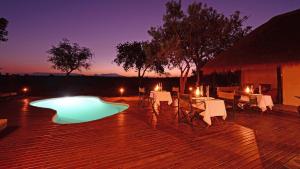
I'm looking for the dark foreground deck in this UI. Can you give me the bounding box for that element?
[0,97,300,169]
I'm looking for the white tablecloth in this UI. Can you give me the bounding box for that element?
[150,91,172,106]
[192,98,227,126]
[240,94,274,112]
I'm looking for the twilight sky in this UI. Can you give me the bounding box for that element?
[0,0,300,76]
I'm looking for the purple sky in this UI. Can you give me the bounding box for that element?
[1,0,300,76]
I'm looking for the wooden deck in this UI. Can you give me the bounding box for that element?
[0,96,300,169]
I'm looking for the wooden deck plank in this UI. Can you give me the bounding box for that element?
[0,97,300,168]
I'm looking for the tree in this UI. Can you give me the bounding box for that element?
[114,41,165,86]
[0,18,8,42]
[149,0,251,92]
[184,2,251,84]
[47,39,93,76]
[148,0,193,93]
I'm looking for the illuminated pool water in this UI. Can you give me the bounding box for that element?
[30,96,128,124]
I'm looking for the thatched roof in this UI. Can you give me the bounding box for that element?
[203,9,300,74]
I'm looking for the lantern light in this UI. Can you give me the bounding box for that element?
[189,87,193,91]
[119,87,124,97]
[22,87,29,93]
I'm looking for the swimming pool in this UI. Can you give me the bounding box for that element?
[30,96,128,124]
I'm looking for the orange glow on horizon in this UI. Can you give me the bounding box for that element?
[1,63,185,77]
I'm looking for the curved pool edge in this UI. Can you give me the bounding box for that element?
[99,98,130,109]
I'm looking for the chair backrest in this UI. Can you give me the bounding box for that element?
[171,87,180,99]
[179,94,206,112]
[179,94,192,111]
[139,87,145,93]
[217,86,240,93]
[249,95,257,105]
[205,85,210,97]
[172,87,179,92]
[191,98,206,110]
[259,84,271,93]
[217,86,240,100]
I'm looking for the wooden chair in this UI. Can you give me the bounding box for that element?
[249,94,263,112]
[237,94,262,112]
[171,87,179,98]
[230,94,242,118]
[205,85,210,97]
[216,86,240,110]
[259,84,272,94]
[171,87,179,106]
[138,87,149,106]
[178,94,205,126]
[249,95,258,106]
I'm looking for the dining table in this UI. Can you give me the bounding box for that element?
[240,94,274,112]
[150,91,173,107]
[191,97,227,126]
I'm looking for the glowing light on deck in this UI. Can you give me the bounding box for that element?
[119,87,124,96]
[22,87,29,93]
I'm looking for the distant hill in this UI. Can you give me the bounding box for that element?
[94,73,124,77]
[17,72,124,77]
[31,72,83,76]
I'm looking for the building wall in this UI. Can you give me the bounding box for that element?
[282,64,300,106]
[241,67,278,101]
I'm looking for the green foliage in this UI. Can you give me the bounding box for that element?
[0,18,8,42]
[47,39,93,76]
[114,41,166,85]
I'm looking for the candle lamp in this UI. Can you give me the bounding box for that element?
[245,86,251,94]
[195,87,201,97]
[154,84,159,91]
